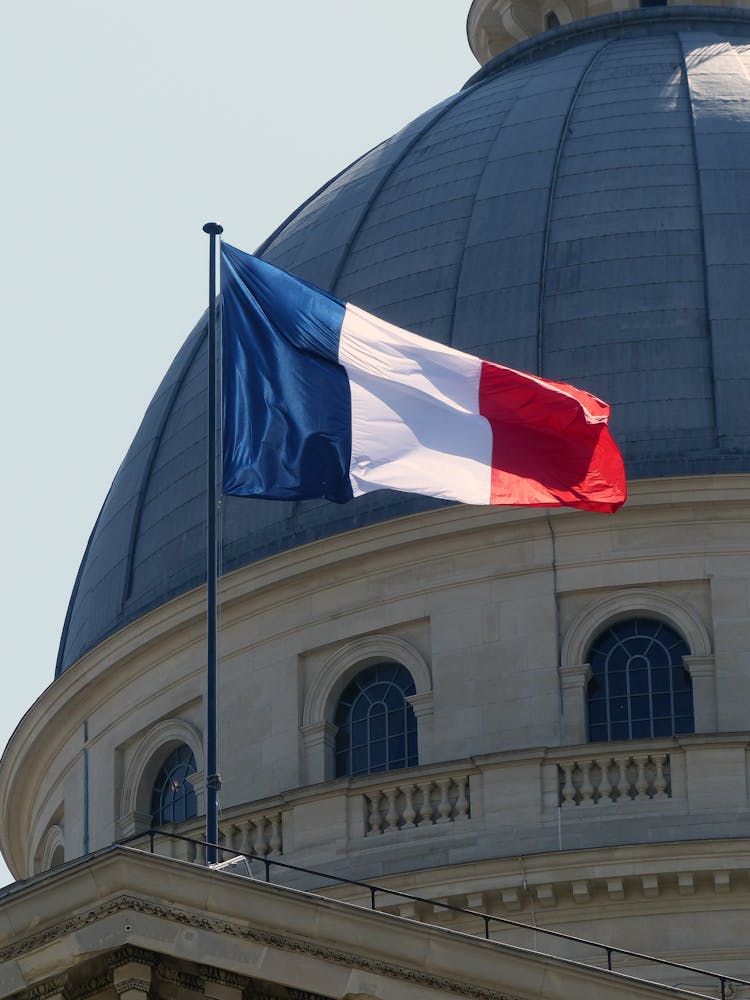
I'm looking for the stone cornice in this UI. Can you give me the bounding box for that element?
[0,891,522,1000]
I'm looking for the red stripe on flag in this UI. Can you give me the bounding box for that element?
[478,362,626,513]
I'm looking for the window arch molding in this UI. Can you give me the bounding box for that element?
[301,635,433,783]
[118,718,204,838]
[36,823,64,874]
[560,589,714,743]
[562,589,711,666]
[544,1,572,28]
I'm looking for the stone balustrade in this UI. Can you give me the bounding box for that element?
[557,753,671,807]
[150,809,283,864]
[131,735,750,886]
[364,773,471,835]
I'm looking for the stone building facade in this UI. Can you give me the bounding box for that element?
[2,3,750,998]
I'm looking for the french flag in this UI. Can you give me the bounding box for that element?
[221,243,626,513]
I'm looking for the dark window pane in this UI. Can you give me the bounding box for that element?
[653,716,673,737]
[608,672,627,696]
[334,663,419,777]
[652,693,671,717]
[651,667,670,692]
[370,709,387,741]
[151,745,197,828]
[629,669,649,694]
[630,694,651,720]
[351,697,369,722]
[674,691,693,715]
[352,747,369,775]
[370,740,386,767]
[675,716,695,734]
[589,723,608,742]
[587,619,692,742]
[588,700,607,724]
[626,637,651,657]
[610,698,629,722]
[351,720,368,748]
[389,709,406,735]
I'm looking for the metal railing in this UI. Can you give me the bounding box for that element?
[120,829,750,1000]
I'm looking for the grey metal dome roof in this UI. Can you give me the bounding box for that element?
[57,6,750,675]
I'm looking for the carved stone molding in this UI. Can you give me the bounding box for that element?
[197,968,245,991]
[14,975,70,1000]
[156,963,203,994]
[561,589,712,667]
[303,635,432,729]
[112,960,151,1000]
[0,895,520,1000]
[107,947,157,969]
[72,973,112,1000]
[119,718,204,829]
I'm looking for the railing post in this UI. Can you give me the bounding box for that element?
[370,887,377,910]
[606,947,613,971]
[149,830,154,854]
[484,915,490,940]
[720,976,727,1000]
[264,858,270,882]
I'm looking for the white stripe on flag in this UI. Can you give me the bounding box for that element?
[338,303,493,504]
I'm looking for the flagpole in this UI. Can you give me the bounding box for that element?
[203,220,223,864]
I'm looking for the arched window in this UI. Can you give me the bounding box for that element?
[588,618,695,742]
[545,10,561,29]
[151,744,197,826]
[334,662,418,778]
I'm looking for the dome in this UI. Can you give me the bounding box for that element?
[57,6,750,675]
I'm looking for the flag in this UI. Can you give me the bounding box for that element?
[220,242,626,513]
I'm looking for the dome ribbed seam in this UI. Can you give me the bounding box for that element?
[536,39,613,378]
[678,32,719,444]
[326,89,487,299]
[122,327,207,606]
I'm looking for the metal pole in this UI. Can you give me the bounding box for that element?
[203,221,223,864]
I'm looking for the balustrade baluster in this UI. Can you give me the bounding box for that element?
[455,775,470,820]
[365,795,377,836]
[616,756,632,800]
[635,755,649,800]
[253,817,268,856]
[598,758,613,804]
[653,755,669,798]
[402,785,417,828]
[436,778,452,823]
[385,787,400,832]
[417,782,430,826]
[269,813,282,854]
[238,819,253,855]
[560,763,576,807]
[580,761,595,805]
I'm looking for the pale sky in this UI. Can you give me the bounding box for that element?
[0,2,478,886]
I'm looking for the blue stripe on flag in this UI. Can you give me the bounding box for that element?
[221,243,354,501]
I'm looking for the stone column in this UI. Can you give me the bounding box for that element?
[406,691,435,763]
[683,655,717,732]
[113,961,151,1000]
[300,721,337,783]
[559,664,592,745]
